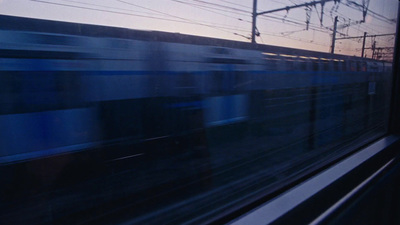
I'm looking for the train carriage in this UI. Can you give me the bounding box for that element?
[0,14,392,224]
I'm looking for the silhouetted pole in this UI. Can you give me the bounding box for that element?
[361,32,367,57]
[252,0,258,44]
[331,16,338,54]
[251,0,336,44]
[337,33,395,58]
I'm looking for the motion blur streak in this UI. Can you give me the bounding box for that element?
[0,15,392,224]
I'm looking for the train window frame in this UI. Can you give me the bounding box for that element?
[333,61,340,71]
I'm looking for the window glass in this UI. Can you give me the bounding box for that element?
[0,0,398,224]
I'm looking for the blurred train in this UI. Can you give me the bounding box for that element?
[0,15,393,223]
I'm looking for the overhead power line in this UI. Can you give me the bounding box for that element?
[30,0,396,58]
[171,0,250,22]
[256,0,339,16]
[251,0,340,43]
[218,0,253,10]
[30,0,250,36]
[344,0,396,24]
[336,33,396,40]
[191,0,251,14]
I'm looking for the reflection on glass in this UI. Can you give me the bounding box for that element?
[0,0,398,224]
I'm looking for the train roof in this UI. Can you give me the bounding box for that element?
[0,14,389,62]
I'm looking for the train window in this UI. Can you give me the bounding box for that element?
[361,62,367,71]
[333,61,340,71]
[213,47,231,55]
[340,61,346,71]
[312,61,319,71]
[286,60,294,70]
[299,61,308,70]
[177,72,196,95]
[350,60,357,71]
[266,58,278,70]
[356,61,361,71]
[323,61,330,71]
[0,1,398,225]
[368,62,379,72]
[35,33,75,46]
[234,71,247,92]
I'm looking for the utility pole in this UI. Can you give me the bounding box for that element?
[252,0,258,44]
[361,32,367,57]
[335,33,395,58]
[251,0,337,44]
[331,16,338,54]
[372,40,376,59]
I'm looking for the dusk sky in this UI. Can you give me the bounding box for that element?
[0,0,398,57]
